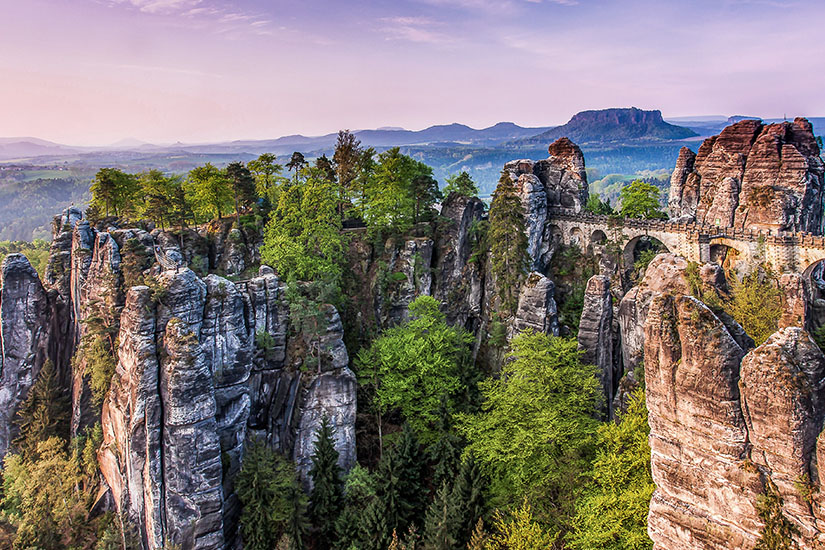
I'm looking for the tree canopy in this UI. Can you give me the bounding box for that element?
[619,180,666,219]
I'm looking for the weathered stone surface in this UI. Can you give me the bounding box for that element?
[645,293,758,550]
[293,368,357,487]
[433,193,485,327]
[377,237,434,327]
[511,272,558,336]
[668,118,825,233]
[577,275,614,410]
[778,272,809,330]
[740,328,825,543]
[503,137,588,271]
[0,254,51,459]
[668,147,698,220]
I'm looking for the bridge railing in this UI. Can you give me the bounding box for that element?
[547,208,825,249]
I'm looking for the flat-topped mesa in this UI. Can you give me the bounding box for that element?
[669,117,825,234]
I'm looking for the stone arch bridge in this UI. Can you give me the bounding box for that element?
[548,209,825,276]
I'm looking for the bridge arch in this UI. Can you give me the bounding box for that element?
[591,229,607,246]
[623,234,670,270]
[570,226,584,246]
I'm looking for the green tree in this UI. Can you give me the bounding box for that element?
[335,465,376,550]
[309,417,344,549]
[488,170,529,315]
[12,359,69,461]
[226,161,258,216]
[362,147,419,236]
[139,170,176,229]
[90,168,140,219]
[236,442,308,550]
[411,168,441,224]
[484,502,556,550]
[726,269,782,345]
[333,130,363,218]
[458,331,602,530]
[619,180,666,219]
[567,388,654,550]
[427,398,463,491]
[315,154,337,184]
[286,152,307,182]
[185,163,233,221]
[442,171,479,198]
[755,478,799,550]
[356,296,474,443]
[248,153,284,206]
[285,280,339,373]
[585,193,615,215]
[423,482,459,550]
[261,168,347,287]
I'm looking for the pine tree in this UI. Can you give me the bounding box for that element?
[226,161,258,216]
[333,130,363,218]
[422,482,458,550]
[309,416,344,549]
[335,465,376,550]
[427,399,463,491]
[488,170,529,315]
[448,456,486,547]
[13,359,69,461]
[360,496,392,550]
[394,424,427,529]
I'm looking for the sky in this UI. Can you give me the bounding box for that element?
[0,0,823,145]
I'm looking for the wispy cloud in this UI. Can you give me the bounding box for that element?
[106,0,273,34]
[379,16,454,44]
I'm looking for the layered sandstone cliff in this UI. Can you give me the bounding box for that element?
[636,254,825,549]
[669,118,825,233]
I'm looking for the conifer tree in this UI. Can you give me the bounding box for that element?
[422,482,458,550]
[488,170,529,315]
[427,399,462,491]
[448,456,486,547]
[394,423,427,529]
[309,416,344,549]
[13,359,69,461]
[226,161,258,216]
[333,130,363,218]
[335,465,376,550]
[442,171,479,198]
[286,152,307,182]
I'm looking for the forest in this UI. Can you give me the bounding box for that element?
[0,131,786,550]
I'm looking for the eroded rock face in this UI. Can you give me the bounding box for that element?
[504,137,589,271]
[639,256,825,549]
[668,118,825,233]
[577,275,615,411]
[96,260,356,549]
[511,272,558,336]
[0,254,51,459]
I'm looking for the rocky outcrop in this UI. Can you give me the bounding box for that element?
[433,193,485,327]
[0,254,51,459]
[511,272,558,336]
[639,256,825,549]
[505,137,589,271]
[668,118,825,233]
[577,275,615,411]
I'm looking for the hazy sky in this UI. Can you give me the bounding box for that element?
[1,0,823,145]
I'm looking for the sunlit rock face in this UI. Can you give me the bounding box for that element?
[636,254,825,549]
[668,117,825,233]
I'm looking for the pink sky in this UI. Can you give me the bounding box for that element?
[1,0,823,145]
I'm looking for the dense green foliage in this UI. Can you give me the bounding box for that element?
[309,417,344,548]
[619,179,666,219]
[12,360,69,462]
[584,193,615,215]
[443,171,479,198]
[236,442,308,550]
[726,269,783,346]
[568,389,654,550]
[459,331,602,532]
[488,170,529,315]
[356,296,474,442]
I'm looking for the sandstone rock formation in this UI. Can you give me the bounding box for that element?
[577,275,615,411]
[511,272,559,337]
[668,118,825,233]
[637,255,825,549]
[0,254,51,458]
[505,137,589,271]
